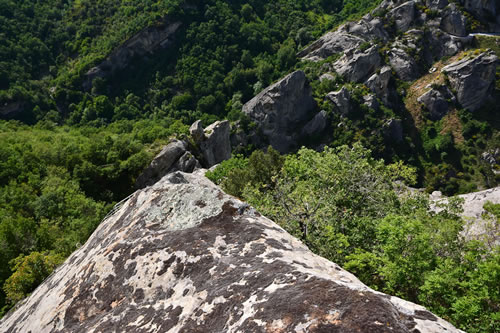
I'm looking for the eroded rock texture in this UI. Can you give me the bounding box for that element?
[442,51,499,111]
[0,170,464,333]
[242,70,316,152]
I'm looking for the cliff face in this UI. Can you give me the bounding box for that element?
[0,170,463,333]
[83,19,182,91]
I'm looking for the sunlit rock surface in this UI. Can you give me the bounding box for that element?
[0,170,464,333]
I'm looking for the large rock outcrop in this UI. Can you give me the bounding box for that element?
[135,139,201,189]
[242,70,316,152]
[84,19,182,90]
[190,120,232,167]
[432,186,500,245]
[442,51,499,111]
[0,170,464,333]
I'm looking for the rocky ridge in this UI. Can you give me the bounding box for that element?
[239,0,499,154]
[0,170,464,333]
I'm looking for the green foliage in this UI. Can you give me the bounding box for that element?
[4,252,65,305]
[0,117,187,313]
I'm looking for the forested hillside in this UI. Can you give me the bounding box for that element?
[0,0,499,331]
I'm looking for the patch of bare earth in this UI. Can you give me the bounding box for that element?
[404,53,462,128]
[440,109,465,144]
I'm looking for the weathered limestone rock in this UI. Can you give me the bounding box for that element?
[189,120,204,142]
[0,101,25,120]
[433,186,500,245]
[302,110,328,137]
[242,70,316,152]
[442,51,499,111]
[366,66,393,105]
[334,46,381,83]
[440,4,468,37]
[198,120,232,167]
[363,94,380,110]
[84,20,182,90]
[482,148,500,165]
[298,30,365,61]
[135,139,189,188]
[417,85,456,120]
[326,87,352,115]
[385,118,404,143]
[389,1,416,32]
[389,48,420,81]
[425,0,448,10]
[0,170,465,333]
[458,0,499,31]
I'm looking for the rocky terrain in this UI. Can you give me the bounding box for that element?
[238,0,499,153]
[0,170,464,333]
[432,186,500,244]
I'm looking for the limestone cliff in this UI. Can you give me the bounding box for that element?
[0,170,464,333]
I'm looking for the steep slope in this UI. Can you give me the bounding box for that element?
[0,170,463,333]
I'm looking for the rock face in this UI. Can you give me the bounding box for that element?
[84,19,182,90]
[0,170,465,333]
[417,85,456,120]
[0,101,25,120]
[458,0,499,32]
[334,46,381,83]
[433,186,500,245]
[135,140,200,189]
[442,51,499,111]
[302,110,328,137]
[242,70,316,152]
[441,4,468,37]
[193,120,232,167]
[326,87,352,115]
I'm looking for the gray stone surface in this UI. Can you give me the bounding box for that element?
[389,1,416,32]
[366,66,393,105]
[242,70,316,152]
[135,139,188,188]
[326,87,352,115]
[302,110,328,137]
[433,187,500,245]
[440,4,468,37]
[389,48,420,81]
[199,120,232,167]
[417,85,456,120]
[0,170,465,333]
[334,46,381,83]
[442,51,499,111]
[84,20,182,90]
[189,120,204,142]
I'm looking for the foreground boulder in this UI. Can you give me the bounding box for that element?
[442,51,499,111]
[0,170,464,333]
[242,70,316,152]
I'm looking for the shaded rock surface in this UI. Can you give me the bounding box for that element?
[0,170,465,333]
[334,46,381,83]
[442,51,499,111]
[417,85,456,120]
[191,120,232,167]
[84,19,181,90]
[135,139,191,188]
[326,87,352,115]
[242,70,316,152]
